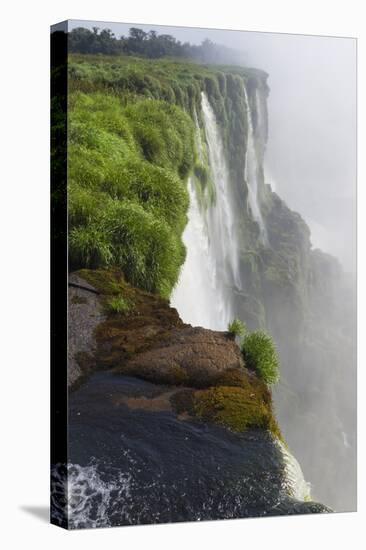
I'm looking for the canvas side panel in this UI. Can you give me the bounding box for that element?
[50,20,69,529]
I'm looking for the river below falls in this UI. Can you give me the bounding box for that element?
[51,372,330,528]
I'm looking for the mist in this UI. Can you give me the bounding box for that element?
[68,20,357,511]
[242,33,357,274]
[70,20,356,272]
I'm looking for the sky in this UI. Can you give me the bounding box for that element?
[69,20,357,271]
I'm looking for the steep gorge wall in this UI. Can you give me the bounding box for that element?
[68,54,356,510]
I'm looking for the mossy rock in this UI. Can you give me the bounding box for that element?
[170,366,281,439]
[76,267,122,292]
[75,268,134,314]
[193,385,281,437]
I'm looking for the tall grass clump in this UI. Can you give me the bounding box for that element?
[67,88,195,298]
[69,225,113,268]
[67,55,265,298]
[106,295,133,315]
[227,319,247,339]
[124,100,195,178]
[241,331,280,385]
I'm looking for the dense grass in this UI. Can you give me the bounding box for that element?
[106,295,133,315]
[227,318,247,339]
[241,331,280,385]
[67,53,268,297]
[68,88,195,297]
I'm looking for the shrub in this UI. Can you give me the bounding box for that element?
[227,318,247,339]
[241,331,280,385]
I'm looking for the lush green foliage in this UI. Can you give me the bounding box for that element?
[68,88,194,297]
[106,295,133,314]
[69,26,246,65]
[227,318,247,339]
[241,331,280,385]
[67,53,269,299]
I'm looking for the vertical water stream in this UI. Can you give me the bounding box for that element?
[171,93,242,329]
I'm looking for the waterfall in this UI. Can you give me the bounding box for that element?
[171,93,241,330]
[276,441,312,502]
[193,107,204,161]
[170,90,313,509]
[170,177,227,329]
[201,92,241,291]
[243,85,268,244]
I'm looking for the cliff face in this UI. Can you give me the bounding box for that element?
[68,268,277,440]
[67,54,355,511]
[62,268,332,527]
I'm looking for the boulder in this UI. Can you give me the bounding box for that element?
[68,274,105,388]
[117,326,245,387]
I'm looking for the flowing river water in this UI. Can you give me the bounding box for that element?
[52,373,324,528]
[53,92,330,529]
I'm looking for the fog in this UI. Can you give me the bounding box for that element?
[68,20,357,510]
[70,20,356,272]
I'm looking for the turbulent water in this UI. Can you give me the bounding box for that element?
[52,373,326,529]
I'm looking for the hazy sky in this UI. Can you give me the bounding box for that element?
[69,20,357,271]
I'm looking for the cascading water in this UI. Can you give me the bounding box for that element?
[53,372,326,528]
[201,92,242,292]
[243,85,268,244]
[276,441,311,502]
[170,177,224,329]
[193,107,204,161]
[170,92,312,506]
[171,93,241,330]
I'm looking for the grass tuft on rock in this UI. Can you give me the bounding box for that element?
[106,295,133,315]
[241,331,280,385]
[227,318,247,339]
[68,90,194,298]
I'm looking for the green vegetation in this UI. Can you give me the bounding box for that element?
[67,53,268,298]
[106,295,133,315]
[68,88,194,298]
[76,268,128,295]
[76,268,136,315]
[193,382,281,438]
[241,331,280,385]
[227,318,247,339]
[194,386,268,432]
[168,366,281,437]
[69,26,246,65]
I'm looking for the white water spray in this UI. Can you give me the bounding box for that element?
[201,92,241,291]
[276,441,312,502]
[170,178,227,329]
[171,93,242,330]
[243,85,268,244]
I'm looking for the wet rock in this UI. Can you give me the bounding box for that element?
[116,326,245,387]
[68,274,106,388]
[68,268,184,388]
